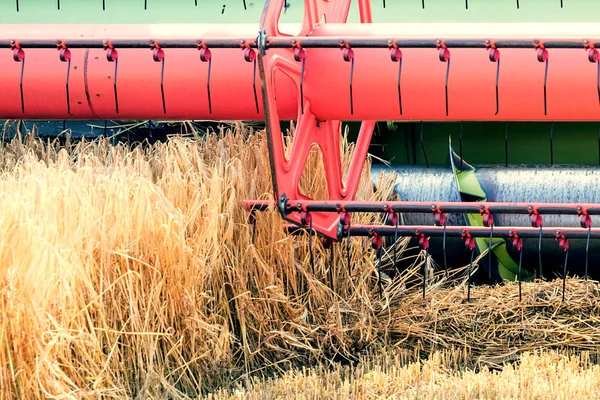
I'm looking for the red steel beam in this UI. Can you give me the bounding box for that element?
[0,24,298,120]
[1,23,600,121]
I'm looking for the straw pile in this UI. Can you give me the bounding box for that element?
[0,123,599,399]
[375,277,600,369]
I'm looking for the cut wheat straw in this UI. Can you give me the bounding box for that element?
[0,124,599,399]
[208,349,600,400]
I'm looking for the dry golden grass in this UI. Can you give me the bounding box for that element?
[208,350,600,399]
[0,124,395,399]
[0,124,599,399]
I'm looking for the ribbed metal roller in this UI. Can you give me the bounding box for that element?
[370,159,600,281]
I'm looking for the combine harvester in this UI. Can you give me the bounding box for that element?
[2,0,600,298]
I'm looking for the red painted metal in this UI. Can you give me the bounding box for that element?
[3,23,600,121]
[244,199,600,216]
[2,1,600,239]
[256,0,376,239]
[293,26,600,121]
[0,24,297,120]
[5,25,597,121]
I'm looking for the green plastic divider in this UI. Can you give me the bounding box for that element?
[450,141,536,281]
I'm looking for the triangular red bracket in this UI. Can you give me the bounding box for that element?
[257,52,375,240]
[256,0,375,240]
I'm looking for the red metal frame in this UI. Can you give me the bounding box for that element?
[261,0,372,36]
[257,0,376,239]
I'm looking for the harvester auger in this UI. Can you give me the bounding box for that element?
[3,0,600,299]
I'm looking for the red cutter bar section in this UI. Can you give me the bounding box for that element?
[244,199,598,240]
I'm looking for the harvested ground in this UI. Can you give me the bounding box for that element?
[208,350,600,399]
[1,124,600,399]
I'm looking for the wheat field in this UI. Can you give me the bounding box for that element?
[1,123,600,399]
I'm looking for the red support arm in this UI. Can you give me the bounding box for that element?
[257,0,376,239]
